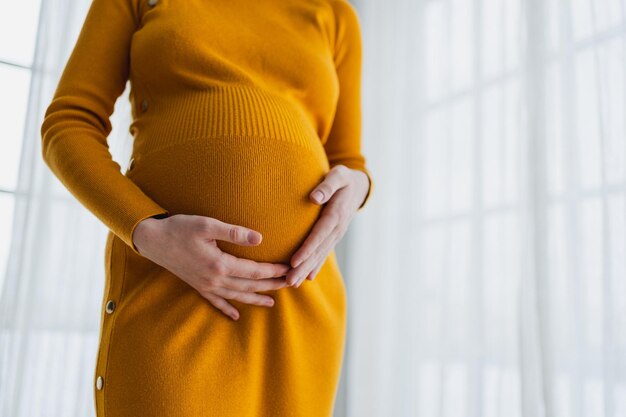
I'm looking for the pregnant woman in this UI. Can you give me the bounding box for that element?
[40,0,373,415]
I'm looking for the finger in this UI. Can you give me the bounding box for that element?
[298,225,341,286]
[221,276,289,292]
[307,262,324,281]
[295,249,326,287]
[310,165,351,205]
[204,292,240,320]
[288,224,339,287]
[294,250,326,288]
[220,252,291,279]
[289,211,339,268]
[213,286,276,307]
[201,217,263,246]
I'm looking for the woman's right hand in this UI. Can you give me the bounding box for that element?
[132,214,291,321]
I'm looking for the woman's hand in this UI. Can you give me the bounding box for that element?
[286,165,370,288]
[133,214,291,321]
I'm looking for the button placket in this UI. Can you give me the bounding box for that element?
[95,235,126,405]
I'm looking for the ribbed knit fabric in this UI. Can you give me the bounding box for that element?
[40,0,373,416]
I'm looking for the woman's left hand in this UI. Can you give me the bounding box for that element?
[286,164,370,288]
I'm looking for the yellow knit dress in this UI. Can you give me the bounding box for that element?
[40,0,373,416]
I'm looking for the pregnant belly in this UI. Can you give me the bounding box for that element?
[126,135,330,264]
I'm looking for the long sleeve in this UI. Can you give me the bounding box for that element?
[325,0,374,211]
[40,0,169,256]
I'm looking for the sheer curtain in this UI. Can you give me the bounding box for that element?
[0,0,137,415]
[1,1,625,417]
[343,0,626,416]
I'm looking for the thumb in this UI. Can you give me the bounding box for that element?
[203,217,262,246]
[310,169,345,204]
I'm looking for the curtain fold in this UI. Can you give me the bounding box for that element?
[0,0,136,415]
[342,0,625,416]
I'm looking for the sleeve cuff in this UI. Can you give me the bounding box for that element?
[123,207,170,257]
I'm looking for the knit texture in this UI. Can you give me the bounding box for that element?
[41,0,373,256]
[40,0,373,416]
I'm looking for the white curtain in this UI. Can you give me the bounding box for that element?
[343,0,626,416]
[2,1,625,417]
[0,0,136,415]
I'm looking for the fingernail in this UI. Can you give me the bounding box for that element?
[231,313,239,320]
[292,258,303,268]
[312,190,324,203]
[247,231,260,244]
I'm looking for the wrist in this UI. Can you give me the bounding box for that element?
[352,169,370,208]
[133,216,166,256]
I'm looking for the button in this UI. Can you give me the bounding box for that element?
[105,300,116,314]
[129,157,135,171]
[148,0,158,6]
[96,376,104,390]
[141,99,149,112]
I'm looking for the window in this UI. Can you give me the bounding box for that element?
[0,0,43,290]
